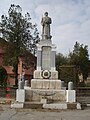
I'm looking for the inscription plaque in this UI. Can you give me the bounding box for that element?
[42,46,51,70]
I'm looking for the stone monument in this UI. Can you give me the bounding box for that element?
[31,12,60,90]
[11,12,81,110]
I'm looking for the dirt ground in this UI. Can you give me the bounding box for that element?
[0,104,90,120]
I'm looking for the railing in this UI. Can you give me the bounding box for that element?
[76,87,90,104]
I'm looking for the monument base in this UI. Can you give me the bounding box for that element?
[11,87,81,110]
[25,89,66,102]
[11,102,81,110]
[31,79,61,89]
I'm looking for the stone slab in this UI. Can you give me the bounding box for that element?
[50,70,58,79]
[49,80,56,89]
[77,103,82,109]
[31,79,37,89]
[43,80,50,89]
[24,86,31,90]
[16,89,25,103]
[34,70,43,79]
[25,89,33,101]
[24,102,43,109]
[43,102,81,110]
[32,90,41,101]
[52,90,66,101]
[55,80,61,89]
[43,103,67,109]
[37,79,43,89]
[41,98,47,104]
[66,90,76,103]
[31,79,61,89]
[11,101,81,109]
[11,102,24,108]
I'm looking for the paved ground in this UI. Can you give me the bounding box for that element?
[0,104,90,120]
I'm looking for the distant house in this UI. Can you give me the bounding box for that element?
[0,37,36,86]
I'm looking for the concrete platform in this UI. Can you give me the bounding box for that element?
[11,102,81,110]
[43,102,81,110]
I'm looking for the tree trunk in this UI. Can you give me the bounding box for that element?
[14,63,18,87]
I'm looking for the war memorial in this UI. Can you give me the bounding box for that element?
[11,12,81,110]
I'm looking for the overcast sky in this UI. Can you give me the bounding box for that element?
[0,0,90,58]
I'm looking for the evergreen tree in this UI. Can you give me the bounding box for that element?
[79,44,89,79]
[0,4,40,86]
[69,42,80,66]
[56,53,68,79]
[69,41,89,81]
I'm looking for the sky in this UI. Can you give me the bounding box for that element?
[0,0,90,58]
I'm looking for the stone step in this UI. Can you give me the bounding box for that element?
[23,102,43,109]
[11,102,81,110]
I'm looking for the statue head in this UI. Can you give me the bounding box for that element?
[44,12,48,16]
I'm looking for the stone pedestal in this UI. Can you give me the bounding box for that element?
[66,90,76,103]
[16,89,25,102]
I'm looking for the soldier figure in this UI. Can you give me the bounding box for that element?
[41,12,52,39]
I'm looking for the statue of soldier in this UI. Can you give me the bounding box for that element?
[41,12,52,39]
